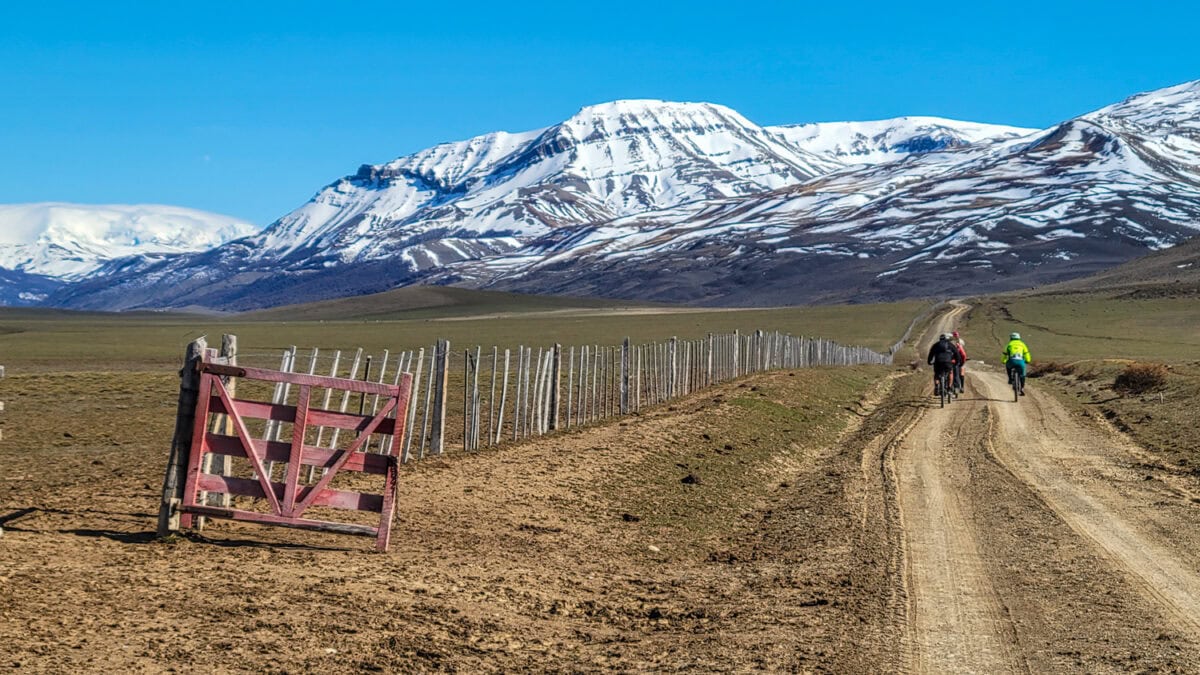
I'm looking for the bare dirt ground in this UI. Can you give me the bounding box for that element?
[4,304,1200,672]
[0,366,904,672]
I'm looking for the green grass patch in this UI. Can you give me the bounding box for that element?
[962,294,1200,364]
[599,366,883,554]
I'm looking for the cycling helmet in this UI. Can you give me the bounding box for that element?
[952,331,959,337]
[940,333,951,340]
[1010,332,1021,340]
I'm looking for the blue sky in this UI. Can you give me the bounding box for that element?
[2,1,1197,226]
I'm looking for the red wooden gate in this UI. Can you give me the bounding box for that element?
[178,351,412,551]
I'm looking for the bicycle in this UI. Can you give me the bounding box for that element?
[1008,366,1021,402]
[937,369,952,408]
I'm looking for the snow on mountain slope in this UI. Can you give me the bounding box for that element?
[444,81,1200,305]
[769,117,1037,165]
[244,100,844,271]
[0,203,257,279]
[45,82,1200,311]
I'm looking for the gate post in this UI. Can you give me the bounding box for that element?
[157,336,207,537]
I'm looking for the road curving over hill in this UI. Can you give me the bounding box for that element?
[877,303,1200,672]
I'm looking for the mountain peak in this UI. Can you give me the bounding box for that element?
[1085,79,1200,129]
[563,99,751,131]
[769,117,1037,165]
[0,202,257,279]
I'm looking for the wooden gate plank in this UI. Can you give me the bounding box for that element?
[292,399,397,517]
[193,473,385,513]
[210,376,283,516]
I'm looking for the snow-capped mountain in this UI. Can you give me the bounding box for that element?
[239,100,843,270]
[445,81,1200,304]
[0,203,257,280]
[42,80,1200,310]
[769,117,1036,164]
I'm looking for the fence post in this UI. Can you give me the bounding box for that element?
[706,333,714,387]
[431,339,450,455]
[403,347,425,461]
[472,346,482,450]
[463,349,471,452]
[668,337,677,399]
[566,346,575,429]
[620,337,630,415]
[157,336,206,537]
[635,343,642,411]
[550,344,562,430]
[732,330,740,378]
[487,346,498,447]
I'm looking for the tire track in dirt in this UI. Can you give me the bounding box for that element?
[884,303,1027,673]
[894,385,1028,674]
[977,368,1200,640]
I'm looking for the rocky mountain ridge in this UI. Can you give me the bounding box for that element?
[26,81,1200,310]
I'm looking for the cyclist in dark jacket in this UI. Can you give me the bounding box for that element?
[927,333,961,396]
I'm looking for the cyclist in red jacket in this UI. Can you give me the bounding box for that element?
[950,331,968,394]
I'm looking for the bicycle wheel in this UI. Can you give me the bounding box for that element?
[1013,371,1020,402]
[940,373,949,408]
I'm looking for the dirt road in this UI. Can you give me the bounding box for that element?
[884,308,1200,672]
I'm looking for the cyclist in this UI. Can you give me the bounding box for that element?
[1003,332,1032,396]
[927,333,961,397]
[950,331,968,393]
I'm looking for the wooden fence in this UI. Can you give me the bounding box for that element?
[158,329,889,546]
[211,329,890,464]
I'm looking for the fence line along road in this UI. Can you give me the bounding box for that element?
[178,329,891,482]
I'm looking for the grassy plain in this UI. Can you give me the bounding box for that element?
[0,295,928,372]
[962,294,1200,363]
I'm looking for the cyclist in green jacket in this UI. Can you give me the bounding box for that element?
[1003,332,1032,396]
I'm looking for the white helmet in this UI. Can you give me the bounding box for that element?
[1010,332,1021,340]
